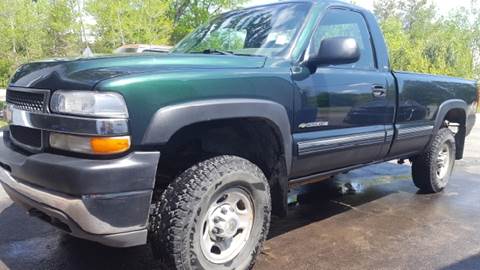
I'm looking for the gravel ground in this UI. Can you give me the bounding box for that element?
[0,118,479,270]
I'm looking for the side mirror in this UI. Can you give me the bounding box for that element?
[309,37,361,67]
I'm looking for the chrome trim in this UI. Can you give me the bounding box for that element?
[298,131,386,156]
[7,105,129,136]
[397,125,434,140]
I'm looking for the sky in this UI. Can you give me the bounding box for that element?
[244,0,473,15]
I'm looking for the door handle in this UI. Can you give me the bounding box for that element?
[372,85,386,98]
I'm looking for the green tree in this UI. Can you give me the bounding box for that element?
[86,0,247,53]
[168,0,247,43]
[374,0,478,79]
[0,0,44,86]
[41,0,83,57]
[471,0,480,79]
[86,0,173,53]
[373,0,399,22]
[0,0,83,87]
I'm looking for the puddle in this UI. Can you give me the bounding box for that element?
[287,162,412,206]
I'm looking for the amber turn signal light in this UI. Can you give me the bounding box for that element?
[50,133,131,155]
[90,136,131,155]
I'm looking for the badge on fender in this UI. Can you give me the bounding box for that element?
[298,121,329,129]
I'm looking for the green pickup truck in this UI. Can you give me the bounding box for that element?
[0,1,478,269]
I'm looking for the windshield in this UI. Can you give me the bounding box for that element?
[172,3,311,57]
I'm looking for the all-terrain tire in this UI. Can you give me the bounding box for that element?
[412,128,456,193]
[149,155,271,270]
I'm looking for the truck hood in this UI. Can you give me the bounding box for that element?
[9,53,267,90]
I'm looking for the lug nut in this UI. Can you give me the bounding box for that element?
[212,227,224,235]
[214,217,222,223]
[221,207,228,214]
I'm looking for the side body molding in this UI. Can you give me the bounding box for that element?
[142,99,293,173]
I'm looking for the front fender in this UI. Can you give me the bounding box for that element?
[142,98,293,174]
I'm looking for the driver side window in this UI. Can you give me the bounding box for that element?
[311,9,376,70]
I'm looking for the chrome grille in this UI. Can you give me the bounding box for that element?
[6,89,47,112]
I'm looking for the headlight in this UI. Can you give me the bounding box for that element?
[50,133,131,155]
[50,91,128,118]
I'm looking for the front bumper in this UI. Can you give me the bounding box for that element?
[0,130,160,247]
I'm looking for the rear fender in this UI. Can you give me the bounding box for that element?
[432,99,467,159]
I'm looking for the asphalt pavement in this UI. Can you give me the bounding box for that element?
[1,119,480,270]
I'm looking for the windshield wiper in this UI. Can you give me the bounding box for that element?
[231,53,264,57]
[189,49,263,57]
[199,49,234,55]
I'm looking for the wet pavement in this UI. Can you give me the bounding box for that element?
[1,120,480,270]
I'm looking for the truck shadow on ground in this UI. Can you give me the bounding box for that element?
[0,162,442,270]
[441,253,480,270]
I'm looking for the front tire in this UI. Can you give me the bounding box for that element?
[412,128,456,193]
[149,155,271,270]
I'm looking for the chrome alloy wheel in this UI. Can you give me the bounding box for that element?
[436,143,452,180]
[200,188,254,264]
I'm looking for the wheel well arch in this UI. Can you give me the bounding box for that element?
[156,118,280,173]
[154,118,289,217]
[142,99,292,171]
[433,100,467,159]
[143,99,293,217]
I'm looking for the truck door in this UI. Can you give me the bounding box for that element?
[291,8,393,178]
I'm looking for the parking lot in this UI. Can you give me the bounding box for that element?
[0,118,479,270]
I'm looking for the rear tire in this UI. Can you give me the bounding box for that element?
[149,155,271,270]
[412,128,456,193]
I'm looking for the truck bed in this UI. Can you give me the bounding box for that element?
[388,71,478,158]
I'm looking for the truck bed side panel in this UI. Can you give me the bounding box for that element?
[387,71,477,158]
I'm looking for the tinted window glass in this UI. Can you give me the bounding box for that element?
[173,3,311,57]
[312,9,375,70]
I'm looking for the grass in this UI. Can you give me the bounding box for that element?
[0,120,6,127]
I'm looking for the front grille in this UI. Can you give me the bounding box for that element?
[6,89,46,112]
[9,126,42,149]
[6,88,49,151]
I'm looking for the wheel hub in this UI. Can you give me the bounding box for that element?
[209,205,241,239]
[200,188,254,264]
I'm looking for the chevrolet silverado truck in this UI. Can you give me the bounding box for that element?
[0,1,478,269]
